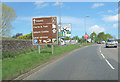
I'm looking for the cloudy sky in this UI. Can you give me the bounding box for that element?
[4,2,118,38]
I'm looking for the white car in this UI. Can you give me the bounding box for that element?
[106,39,118,48]
[101,41,105,44]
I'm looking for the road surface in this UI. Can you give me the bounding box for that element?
[24,44,118,80]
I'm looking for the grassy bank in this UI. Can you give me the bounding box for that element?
[2,43,95,80]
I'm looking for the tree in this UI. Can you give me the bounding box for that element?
[79,36,85,43]
[90,32,97,42]
[1,4,17,37]
[64,37,70,40]
[12,35,17,39]
[97,32,105,41]
[71,36,79,40]
[27,32,32,39]
[105,34,113,40]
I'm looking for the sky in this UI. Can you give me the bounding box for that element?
[3,2,119,38]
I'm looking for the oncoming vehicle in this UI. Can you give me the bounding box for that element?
[97,41,105,44]
[106,39,118,48]
[101,41,105,44]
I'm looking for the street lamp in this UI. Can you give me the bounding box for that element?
[59,1,62,48]
[84,16,89,44]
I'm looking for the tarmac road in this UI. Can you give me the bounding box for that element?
[24,44,118,80]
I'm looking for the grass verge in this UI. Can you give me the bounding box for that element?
[2,43,95,80]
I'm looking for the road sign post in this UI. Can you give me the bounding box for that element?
[38,45,40,53]
[52,44,53,55]
[32,17,58,54]
[84,33,89,44]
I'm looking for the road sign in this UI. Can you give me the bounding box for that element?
[84,33,89,39]
[32,17,58,45]
[58,24,71,37]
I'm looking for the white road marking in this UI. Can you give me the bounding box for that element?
[105,59,115,69]
[99,45,115,70]
[101,53,105,59]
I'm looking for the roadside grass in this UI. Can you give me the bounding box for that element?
[2,46,47,60]
[2,43,95,80]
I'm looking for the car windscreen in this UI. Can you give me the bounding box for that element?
[107,40,115,42]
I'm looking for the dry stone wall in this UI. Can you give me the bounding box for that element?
[2,39,37,53]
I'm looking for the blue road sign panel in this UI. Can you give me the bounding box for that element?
[34,39,38,44]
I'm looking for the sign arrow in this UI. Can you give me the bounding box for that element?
[52,29,56,33]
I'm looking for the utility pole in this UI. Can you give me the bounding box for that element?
[59,0,62,48]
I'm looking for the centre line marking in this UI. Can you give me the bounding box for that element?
[101,53,105,58]
[105,59,115,69]
[99,45,115,70]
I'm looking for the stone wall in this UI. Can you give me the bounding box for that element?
[2,39,37,53]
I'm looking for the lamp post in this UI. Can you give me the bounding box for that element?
[59,0,62,48]
[84,16,89,44]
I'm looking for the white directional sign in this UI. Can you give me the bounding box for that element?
[59,24,71,37]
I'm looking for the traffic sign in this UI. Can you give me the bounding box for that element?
[58,24,71,37]
[84,33,89,39]
[32,17,58,45]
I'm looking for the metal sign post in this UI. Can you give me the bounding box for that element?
[52,44,53,55]
[84,33,89,44]
[38,45,40,53]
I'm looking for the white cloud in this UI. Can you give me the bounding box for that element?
[102,14,118,22]
[108,10,113,13]
[92,3,104,8]
[113,23,118,28]
[108,9,118,13]
[34,1,49,9]
[88,25,105,33]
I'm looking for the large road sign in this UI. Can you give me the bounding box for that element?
[58,24,71,37]
[32,17,58,45]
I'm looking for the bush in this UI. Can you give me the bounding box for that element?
[17,33,32,39]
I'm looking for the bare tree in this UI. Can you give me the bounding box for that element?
[1,3,17,37]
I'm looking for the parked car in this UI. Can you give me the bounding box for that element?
[106,39,118,48]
